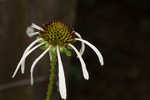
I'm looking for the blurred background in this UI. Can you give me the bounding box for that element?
[0,0,150,100]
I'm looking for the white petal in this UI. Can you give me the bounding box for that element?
[30,47,50,85]
[56,46,67,99]
[69,44,89,80]
[31,23,44,31]
[26,26,40,37]
[75,38,104,66]
[21,38,42,74]
[74,31,85,56]
[21,42,45,74]
[12,42,45,78]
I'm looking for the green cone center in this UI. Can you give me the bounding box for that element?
[40,22,74,45]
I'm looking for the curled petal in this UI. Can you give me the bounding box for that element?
[74,31,85,56]
[21,38,42,74]
[30,47,50,85]
[12,41,44,78]
[26,26,40,37]
[31,23,44,31]
[69,44,89,80]
[56,46,67,99]
[75,38,104,66]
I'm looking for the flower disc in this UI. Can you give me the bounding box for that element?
[40,21,75,45]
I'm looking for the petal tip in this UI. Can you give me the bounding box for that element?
[100,59,104,66]
[12,75,15,78]
[12,72,17,78]
[30,81,34,86]
[85,76,89,80]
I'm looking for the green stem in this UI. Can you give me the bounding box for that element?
[46,52,56,100]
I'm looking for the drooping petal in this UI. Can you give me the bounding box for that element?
[31,23,44,31]
[12,42,45,78]
[69,44,89,80]
[21,38,43,74]
[30,47,50,85]
[56,46,67,99]
[21,42,45,74]
[75,38,104,66]
[26,26,40,37]
[74,31,85,56]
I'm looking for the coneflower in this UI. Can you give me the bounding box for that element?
[12,21,104,100]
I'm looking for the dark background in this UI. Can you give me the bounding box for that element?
[0,0,150,100]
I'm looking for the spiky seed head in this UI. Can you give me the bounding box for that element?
[40,21,75,46]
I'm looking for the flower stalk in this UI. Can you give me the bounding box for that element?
[46,50,57,100]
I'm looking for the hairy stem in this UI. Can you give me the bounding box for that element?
[46,52,56,100]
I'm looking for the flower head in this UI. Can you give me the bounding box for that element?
[40,21,75,45]
[12,21,104,100]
